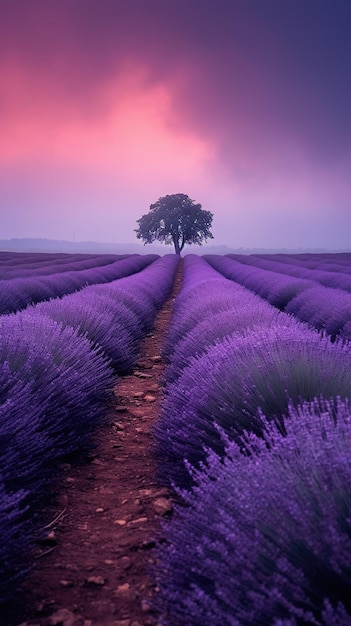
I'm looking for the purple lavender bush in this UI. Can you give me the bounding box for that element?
[0,312,114,615]
[249,254,351,291]
[163,283,247,359]
[0,382,54,497]
[12,255,179,374]
[239,253,351,280]
[0,312,114,458]
[0,253,126,279]
[162,256,251,359]
[0,254,158,315]
[0,253,179,613]
[32,294,141,373]
[155,325,351,487]
[118,253,180,309]
[0,483,33,616]
[205,254,314,309]
[87,253,179,331]
[162,254,311,384]
[206,255,351,339]
[155,399,351,626]
[87,284,155,334]
[286,285,351,338]
[164,303,301,384]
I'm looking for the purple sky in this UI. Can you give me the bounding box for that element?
[1,0,351,249]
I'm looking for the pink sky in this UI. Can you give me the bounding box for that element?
[1,0,351,249]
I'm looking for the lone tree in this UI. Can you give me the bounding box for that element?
[135,193,214,255]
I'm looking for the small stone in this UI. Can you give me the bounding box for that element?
[129,516,148,524]
[155,487,171,497]
[60,579,74,588]
[44,530,58,545]
[91,458,104,466]
[114,620,131,626]
[85,575,106,586]
[153,497,173,516]
[115,405,128,413]
[66,477,75,483]
[129,408,145,417]
[120,556,131,570]
[104,559,115,565]
[131,622,143,626]
[98,486,114,495]
[133,391,144,398]
[49,608,76,625]
[114,519,127,526]
[116,583,130,593]
[144,394,156,402]
[139,488,152,497]
[150,355,162,362]
[66,563,79,571]
[147,384,159,392]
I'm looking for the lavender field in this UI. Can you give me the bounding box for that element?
[1,251,351,625]
[0,251,179,616]
[154,253,351,626]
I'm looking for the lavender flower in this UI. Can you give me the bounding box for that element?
[205,254,314,309]
[0,311,114,456]
[155,325,351,486]
[155,399,351,625]
[0,254,158,315]
[0,482,32,614]
[286,286,351,338]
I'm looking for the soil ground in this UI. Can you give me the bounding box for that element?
[16,262,183,626]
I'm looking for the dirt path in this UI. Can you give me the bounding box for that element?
[18,262,183,626]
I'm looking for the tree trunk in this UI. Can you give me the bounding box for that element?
[173,237,181,255]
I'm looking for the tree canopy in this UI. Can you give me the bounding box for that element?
[135,193,214,255]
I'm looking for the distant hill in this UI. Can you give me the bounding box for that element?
[0,238,348,255]
[0,238,238,255]
[0,238,168,255]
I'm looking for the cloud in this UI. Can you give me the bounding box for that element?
[0,0,351,247]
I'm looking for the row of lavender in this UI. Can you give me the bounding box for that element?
[231,252,351,280]
[154,255,351,625]
[0,253,157,315]
[0,254,179,617]
[0,251,128,279]
[205,254,351,340]
[230,252,351,291]
[255,252,351,272]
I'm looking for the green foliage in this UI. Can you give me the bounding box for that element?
[135,193,214,254]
